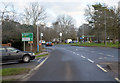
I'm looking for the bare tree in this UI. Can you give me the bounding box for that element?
[0,2,10,21]
[10,4,16,21]
[54,15,76,41]
[23,2,47,25]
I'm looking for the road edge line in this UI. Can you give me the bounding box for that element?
[21,57,48,80]
[115,78,120,82]
[96,64,107,72]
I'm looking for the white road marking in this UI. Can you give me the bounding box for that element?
[107,55,114,57]
[34,57,48,70]
[81,56,86,58]
[37,57,43,62]
[98,58,103,59]
[87,59,94,63]
[77,54,79,55]
[22,57,48,79]
[76,49,78,50]
[115,78,120,82]
[98,53,104,55]
[96,64,107,72]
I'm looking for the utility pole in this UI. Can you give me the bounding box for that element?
[104,10,107,47]
[37,25,39,52]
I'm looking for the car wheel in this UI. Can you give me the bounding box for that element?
[23,55,30,63]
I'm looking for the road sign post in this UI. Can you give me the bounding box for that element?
[40,33,43,52]
[22,33,33,51]
[60,33,62,43]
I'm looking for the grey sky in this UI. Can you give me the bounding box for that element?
[0,0,119,27]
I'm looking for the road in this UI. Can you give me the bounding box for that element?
[24,45,119,82]
[2,57,47,69]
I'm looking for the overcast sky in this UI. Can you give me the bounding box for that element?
[0,0,119,27]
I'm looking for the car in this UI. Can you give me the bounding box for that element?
[45,42,53,46]
[0,46,35,63]
[39,40,46,45]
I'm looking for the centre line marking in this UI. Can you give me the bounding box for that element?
[98,53,104,55]
[88,59,94,63]
[96,64,107,72]
[107,55,114,57]
[77,54,79,55]
[81,56,85,58]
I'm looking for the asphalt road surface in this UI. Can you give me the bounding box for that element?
[24,45,119,82]
[2,57,47,69]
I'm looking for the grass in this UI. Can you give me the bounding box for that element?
[0,68,30,76]
[35,54,48,58]
[71,42,119,48]
[35,52,41,55]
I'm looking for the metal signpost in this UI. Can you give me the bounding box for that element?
[22,33,33,52]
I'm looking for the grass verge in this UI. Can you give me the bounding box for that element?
[0,68,30,76]
[71,42,119,48]
[36,54,48,58]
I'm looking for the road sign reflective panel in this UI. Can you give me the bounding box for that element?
[41,33,43,36]
[60,33,62,36]
[22,33,33,41]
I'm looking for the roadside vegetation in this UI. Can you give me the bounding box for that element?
[0,68,30,76]
[35,54,48,58]
[68,42,119,48]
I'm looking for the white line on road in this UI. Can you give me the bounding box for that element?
[35,57,48,70]
[22,57,48,79]
[98,57,103,59]
[107,55,114,57]
[115,78,120,82]
[76,49,78,50]
[87,59,94,63]
[81,56,86,58]
[98,53,104,55]
[96,64,107,72]
[77,54,79,55]
[37,57,43,62]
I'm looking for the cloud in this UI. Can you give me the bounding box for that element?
[0,0,119,27]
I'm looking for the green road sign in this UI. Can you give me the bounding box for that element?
[22,33,33,41]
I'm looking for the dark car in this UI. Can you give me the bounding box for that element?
[0,46,35,63]
[45,42,53,46]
